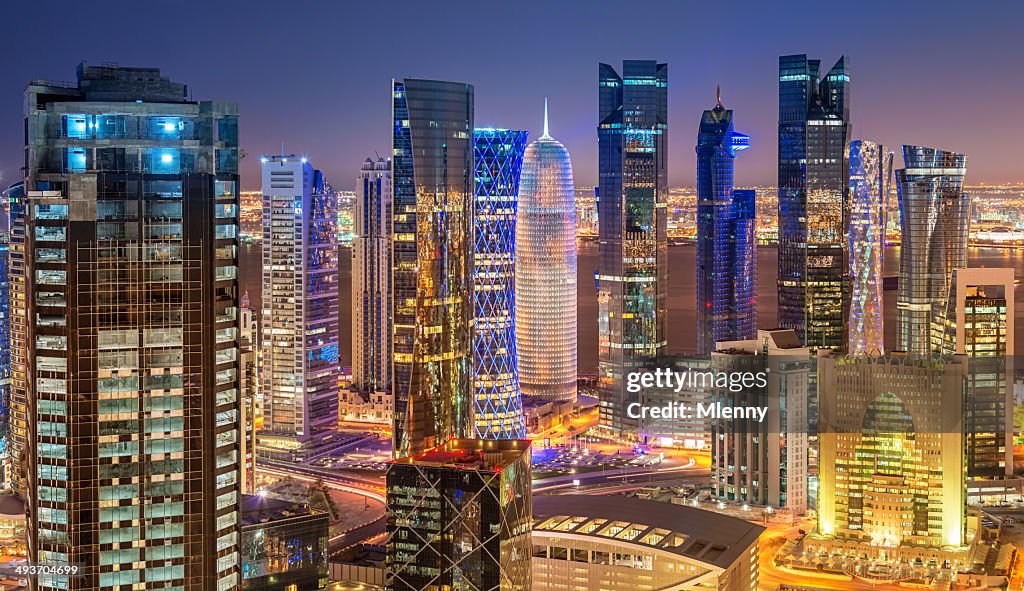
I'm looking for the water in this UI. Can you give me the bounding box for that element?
[239,240,1024,375]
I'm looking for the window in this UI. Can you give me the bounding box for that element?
[35,204,68,220]
[65,147,87,172]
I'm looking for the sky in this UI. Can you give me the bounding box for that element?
[1,0,1022,190]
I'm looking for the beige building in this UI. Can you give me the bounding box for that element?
[532,496,763,591]
[816,352,970,562]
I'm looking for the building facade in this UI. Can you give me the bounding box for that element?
[777,54,850,350]
[847,140,891,355]
[895,145,969,355]
[695,90,753,356]
[352,157,391,395]
[385,439,532,591]
[20,62,241,590]
[817,352,968,557]
[473,129,527,439]
[939,267,1014,479]
[712,329,811,514]
[5,180,26,491]
[261,156,340,439]
[240,495,329,591]
[391,79,474,457]
[597,61,668,435]
[532,496,763,591]
[515,102,577,404]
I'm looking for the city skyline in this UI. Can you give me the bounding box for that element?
[2,2,1024,191]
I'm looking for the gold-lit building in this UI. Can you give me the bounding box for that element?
[815,351,970,563]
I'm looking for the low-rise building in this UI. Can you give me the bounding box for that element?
[240,494,329,591]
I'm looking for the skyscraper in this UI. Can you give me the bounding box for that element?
[847,140,892,355]
[20,62,241,590]
[0,181,17,486]
[597,61,668,436]
[473,128,527,439]
[939,267,1014,479]
[391,79,474,457]
[5,180,26,490]
[695,89,754,356]
[515,101,577,403]
[895,145,969,355]
[352,156,392,395]
[260,155,340,439]
[385,438,532,591]
[777,54,850,350]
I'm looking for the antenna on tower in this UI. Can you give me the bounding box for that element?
[541,97,551,139]
[716,85,724,109]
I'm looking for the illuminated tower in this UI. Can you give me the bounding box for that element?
[20,62,241,590]
[847,140,892,355]
[261,156,340,439]
[777,54,850,350]
[391,79,474,457]
[597,60,668,436]
[473,128,527,439]
[353,156,392,395]
[695,88,754,356]
[515,101,577,403]
[895,145,969,355]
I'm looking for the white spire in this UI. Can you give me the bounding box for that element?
[541,97,551,139]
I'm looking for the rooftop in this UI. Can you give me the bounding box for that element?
[390,438,530,472]
[533,496,764,570]
[239,494,323,528]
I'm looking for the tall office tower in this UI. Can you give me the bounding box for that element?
[473,129,528,439]
[385,438,532,591]
[597,61,668,436]
[261,156,340,439]
[777,54,850,350]
[817,352,967,555]
[352,156,392,395]
[847,140,892,355]
[0,229,9,483]
[4,180,26,490]
[695,89,754,356]
[939,267,1014,479]
[21,62,241,590]
[895,145,969,355]
[391,79,474,457]
[238,293,258,495]
[712,329,811,514]
[516,102,577,403]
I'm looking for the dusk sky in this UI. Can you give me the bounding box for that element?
[2,0,1022,190]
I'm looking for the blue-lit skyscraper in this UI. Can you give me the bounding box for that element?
[848,140,892,355]
[695,89,754,355]
[597,60,668,436]
[473,129,527,439]
[777,54,850,350]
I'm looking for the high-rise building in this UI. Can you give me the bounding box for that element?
[385,438,532,591]
[0,183,15,485]
[777,54,850,350]
[597,61,668,436]
[895,145,969,355]
[695,89,754,355]
[261,155,340,439]
[712,329,811,514]
[4,180,26,490]
[391,79,474,457]
[240,494,329,591]
[20,62,241,590]
[847,140,892,355]
[353,157,391,395]
[516,101,577,404]
[239,294,258,495]
[816,352,967,558]
[939,267,1014,479]
[473,128,527,439]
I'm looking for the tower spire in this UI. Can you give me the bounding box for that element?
[716,85,723,109]
[541,97,551,139]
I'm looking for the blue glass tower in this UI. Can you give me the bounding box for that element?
[695,89,753,355]
[473,129,528,439]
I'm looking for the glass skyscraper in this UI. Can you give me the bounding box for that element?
[20,62,241,590]
[847,140,892,355]
[0,181,17,485]
[515,102,577,403]
[352,157,392,395]
[777,54,850,350]
[260,156,340,439]
[597,61,668,436]
[391,79,474,457]
[473,129,527,439]
[895,145,969,355]
[695,90,753,356]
